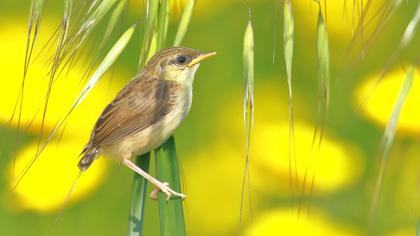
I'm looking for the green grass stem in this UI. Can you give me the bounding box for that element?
[154,136,186,236]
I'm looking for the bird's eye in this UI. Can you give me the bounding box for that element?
[176,55,187,65]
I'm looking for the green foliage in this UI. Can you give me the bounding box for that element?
[154,137,186,236]
[127,153,150,236]
[174,0,195,46]
[138,0,159,69]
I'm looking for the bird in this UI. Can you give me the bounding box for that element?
[77,47,216,200]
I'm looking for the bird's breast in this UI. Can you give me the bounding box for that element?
[104,87,193,159]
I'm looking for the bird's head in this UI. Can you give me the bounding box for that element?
[144,47,216,85]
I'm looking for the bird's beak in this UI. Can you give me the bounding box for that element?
[188,52,217,67]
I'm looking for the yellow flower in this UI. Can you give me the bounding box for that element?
[1,18,128,212]
[355,66,420,135]
[183,143,257,236]
[9,141,108,212]
[245,208,360,236]
[293,0,384,39]
[251,121,364,195]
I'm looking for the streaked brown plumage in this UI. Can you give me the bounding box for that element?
[78,47,216,199]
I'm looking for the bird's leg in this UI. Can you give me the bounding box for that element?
[122,159,185,200]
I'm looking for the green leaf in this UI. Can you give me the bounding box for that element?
[154,136,186,236]
[127,153,151,236]
[138,0,159,69]
[65,24,136,112]
[173,0,195,46]
[157,0,170,50]
[400,1,420,47]
[100,0,127,48]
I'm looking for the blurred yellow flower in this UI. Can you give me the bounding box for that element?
[293,0,384,39]
[245,208,360,236]
[9,141,108,212]
[1,18,128,212]
[183,143,256,236]
[251,121,364,195]
[355,66,420,135]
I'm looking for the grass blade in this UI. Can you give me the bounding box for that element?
[101,0,128,48]
[283,0,298,199]
[69,24,136,109]
[154,136,187,236]
[240,18,254,225]
[369,66,415,223]
[127,153,151,236]
[400,1,420,48]
[350,0,403,61]
[157,0,170,50]
[9,0,45,126]
[138,0,159,69]
[9,0,45,185]
[49,24,136,140]
[173,0,195,46]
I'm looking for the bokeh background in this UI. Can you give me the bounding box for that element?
[1,0,420,235]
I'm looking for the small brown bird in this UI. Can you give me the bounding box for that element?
[78,47,216,200]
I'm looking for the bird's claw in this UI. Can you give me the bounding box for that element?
[149,182,186,201]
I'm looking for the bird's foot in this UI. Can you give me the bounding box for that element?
[149,182,186,201]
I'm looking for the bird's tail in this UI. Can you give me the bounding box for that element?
[78,145,100,171]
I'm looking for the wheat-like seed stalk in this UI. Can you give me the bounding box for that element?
[283,0,298,200]
[240,17,254,226]
[369,66,415,224]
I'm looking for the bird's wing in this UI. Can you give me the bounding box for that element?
[90,77,182,147]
